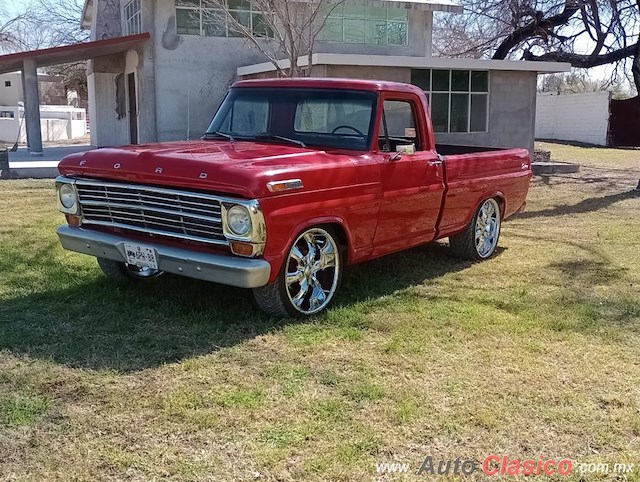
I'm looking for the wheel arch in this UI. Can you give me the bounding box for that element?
[265,216,354,284]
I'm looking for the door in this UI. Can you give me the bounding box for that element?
[372,97,445,256]
[127,73,138,144]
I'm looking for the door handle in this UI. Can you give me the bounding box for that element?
[427,160,443,167]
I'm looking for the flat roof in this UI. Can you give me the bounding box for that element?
[237,53,572,77]
[364,0,463,12]
[0,33,150,75]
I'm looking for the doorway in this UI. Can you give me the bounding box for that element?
[127,72,138,144]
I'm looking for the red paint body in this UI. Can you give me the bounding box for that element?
[58,78,532,284]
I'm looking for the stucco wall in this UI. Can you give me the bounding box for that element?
[535,91,611,146]
[148,0,435,141]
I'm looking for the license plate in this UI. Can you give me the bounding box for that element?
[124,243,159,270]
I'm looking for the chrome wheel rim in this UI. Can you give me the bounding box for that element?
[475,199,500,258]
[285,228,340,315]
[125,264,163,278]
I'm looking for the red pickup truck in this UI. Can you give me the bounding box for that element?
[56,78,531,317]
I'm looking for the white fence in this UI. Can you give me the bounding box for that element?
[0,105,87,144]
[535,91,611,146]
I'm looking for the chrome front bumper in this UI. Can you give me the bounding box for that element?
[57,226,271,288]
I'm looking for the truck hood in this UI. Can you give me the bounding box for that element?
[58,140,363,198]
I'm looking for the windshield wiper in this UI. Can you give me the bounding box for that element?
[203,131,235,142]
[254,134,306,148]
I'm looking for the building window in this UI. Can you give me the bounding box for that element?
[124,0,142,35]
[411,69,489,133]
[176,0,273,38]
[4,81,11,87]
[320,4,408,46]
[0,111,15,118]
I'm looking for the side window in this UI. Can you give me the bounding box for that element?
[380,100,420,152]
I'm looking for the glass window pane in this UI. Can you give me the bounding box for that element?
[252,13,272,37]
[383,101,415,138]
[176,8,200,35]
[366,6,387,20]
[177,0,199,6]
[387,21,406,46]
[470,94,488,131]
[451,70,470,92]
[471,71,489,92]
[343,5,365,18]
[229,10,250,36]
[450,94,469,133]
[322,18,343,42]
[344,19,365,43]
[432,70,450,91]
[326,3,343,17]
[387,7,408,21]
[431,93,449,133]
[203,9,226,36]
[228,0,250,10]
[411,69,430,91]
[366,20,387,44]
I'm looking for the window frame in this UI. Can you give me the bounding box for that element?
[124,0,142,36]
[411,69,490,134]
[320,5,409,47]
[175,0,273,38]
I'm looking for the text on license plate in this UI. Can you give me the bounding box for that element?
[124,243,159,270]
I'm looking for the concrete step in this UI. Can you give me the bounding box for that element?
[532,162,580,175]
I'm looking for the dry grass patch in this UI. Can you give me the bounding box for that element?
[0,144,639,481]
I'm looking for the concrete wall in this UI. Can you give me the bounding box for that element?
[535,91,611,146]
[88,71,129,146]
[0,106,87,143]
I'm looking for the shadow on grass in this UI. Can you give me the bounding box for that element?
[516,189,638,219]
[0,243,472,373]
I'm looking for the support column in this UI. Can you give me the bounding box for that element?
[22,59,43,156]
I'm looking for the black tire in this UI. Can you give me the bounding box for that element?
[449,198,502,261]
[253,226,343,318]
[97,257,164,282]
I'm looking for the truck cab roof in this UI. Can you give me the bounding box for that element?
[232,77,425,95]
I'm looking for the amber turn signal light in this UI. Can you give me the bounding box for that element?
[230,241,255,257]
[66,215,82,227]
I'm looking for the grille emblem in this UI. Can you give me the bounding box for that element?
[155,167,163,174]
[79,160,87,166]
[114,163,121,169]
[199,173,208,179]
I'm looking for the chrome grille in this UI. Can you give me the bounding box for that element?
[75,179,227,245]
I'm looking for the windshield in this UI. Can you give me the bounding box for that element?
[205,88,378,150]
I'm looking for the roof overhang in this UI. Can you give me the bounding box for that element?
[373,0,463,13]
[0,33,150,75]
[237,53,571,77]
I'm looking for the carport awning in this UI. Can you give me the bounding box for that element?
[0,33,150,75]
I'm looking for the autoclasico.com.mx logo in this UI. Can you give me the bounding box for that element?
[375,455,636,477]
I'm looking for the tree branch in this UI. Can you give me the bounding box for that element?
[492,1,581,60]
[524,42,638,68]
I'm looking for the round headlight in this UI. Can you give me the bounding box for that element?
[227,205,252,236]
[59,184,77,209]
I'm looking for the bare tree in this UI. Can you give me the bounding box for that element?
[435,0,640,93]
[198,0,343,77]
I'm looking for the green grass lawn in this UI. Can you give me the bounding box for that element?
[0,142,639,481]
